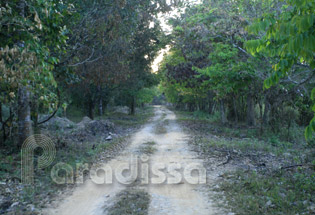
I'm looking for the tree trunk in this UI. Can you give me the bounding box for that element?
[263,99,270,125]
[98,97,103,116]
[208,100,213,114]
[247,93,256,126]
[259,100,263,135]
[18,86,33,147]
[220,100,228,124]
[287,121,291,142]
[0,102,5,145]
[16,1,32,146]
[233,98,238,122]
[31,95,39,128]
[88,97,94,120]
[129,96,135,115]
[211,101,217,115]
[98,85,103,116]
[0,101,2,126]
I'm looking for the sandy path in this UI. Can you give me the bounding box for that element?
[44,106,220,215]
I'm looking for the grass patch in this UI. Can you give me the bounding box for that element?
[155,122,167,134]
[176,110,221,123]
[105,107,154,128]
[219,169,315,215]
[106,189,150,215]
[191,136,302,157]
[176,110,307,144]
[139,145,157,155]
[143,141,156,146]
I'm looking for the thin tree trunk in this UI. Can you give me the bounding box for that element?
[99,97,103,116]
[208,100,212,114]
[259,100,263,135]
[98,85,103,116]
[220,100,228,124]
[247,93,256,126]
[212,102,217,115]
[287,121,291,141]
[233,98,238,122]
[17,1,32,146]
[130,96,135,115]
[31,95,39,128]
[18,86,33,146]
[263,99,270,125]
[8,107,13,139]
[0,101,2,125]
[0,102,4,145]
[88,97,94,120]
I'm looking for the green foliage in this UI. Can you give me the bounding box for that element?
[0,0,72,107]
[245,0,315,139]
[0,0,170,146]
[136,87,160,105]
[195,43,254,99]
[106,189,150,215]
[139,145,157,155]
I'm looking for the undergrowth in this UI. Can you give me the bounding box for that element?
[219,169,315,215]
[104,106,154,128]
[175,109,315,215]
[105,189,150,215]
[0,107,154,214]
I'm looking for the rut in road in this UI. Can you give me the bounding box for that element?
[44,106,222,215]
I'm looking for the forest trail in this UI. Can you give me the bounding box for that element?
[44,106,220,215]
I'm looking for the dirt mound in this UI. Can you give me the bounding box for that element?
[39,115,76,130]
[62,119,115,144]
[77,116,92,128]
[76,116,114,136]
[85,120,114,134]
[41,116,116,147]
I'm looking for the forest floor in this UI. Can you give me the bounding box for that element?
[1,106,314,214]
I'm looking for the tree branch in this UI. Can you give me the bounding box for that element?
[38,89,61,125]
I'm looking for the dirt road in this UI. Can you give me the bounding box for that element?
[44,106,221,215]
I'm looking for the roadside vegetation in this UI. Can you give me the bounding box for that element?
[0,0,165,213]
[138,141,157,155]
[0,107,154,214]
[176,110,315,215]
[139,145,157,155]
[105,189,150,215]
[157,1,315,212]
[159,0,315,140]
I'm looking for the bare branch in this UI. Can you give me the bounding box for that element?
[68,48,102,67]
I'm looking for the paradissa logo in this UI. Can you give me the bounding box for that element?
[22,135,206,186]
[21,134,56,185]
